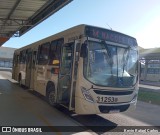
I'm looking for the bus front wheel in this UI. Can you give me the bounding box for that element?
[47,87,56,106]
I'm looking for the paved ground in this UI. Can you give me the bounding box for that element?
[0,70,160,135]
[123,101,160,126]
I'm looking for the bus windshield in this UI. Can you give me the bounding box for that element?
[83,41,138,88]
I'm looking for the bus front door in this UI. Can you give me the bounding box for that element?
[58,42,75,109]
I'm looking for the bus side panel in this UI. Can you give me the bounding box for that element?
[34,65,45,95]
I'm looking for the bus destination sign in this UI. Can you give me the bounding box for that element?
[85,26,137,46]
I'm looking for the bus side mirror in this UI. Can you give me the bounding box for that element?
[52,60,59,65]
[80,43,87,58]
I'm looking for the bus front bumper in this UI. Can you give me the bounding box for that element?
[75,97,137,114]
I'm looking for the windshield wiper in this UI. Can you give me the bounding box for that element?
[101,41,113,69]
[122,46,131,76]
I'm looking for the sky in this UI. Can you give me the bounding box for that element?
[3,0,160,49]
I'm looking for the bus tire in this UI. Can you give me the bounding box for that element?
[47,86,56,106]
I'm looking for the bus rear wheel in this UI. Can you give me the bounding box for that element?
[47,87,56,106]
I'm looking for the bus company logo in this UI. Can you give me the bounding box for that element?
[2,127,11,132]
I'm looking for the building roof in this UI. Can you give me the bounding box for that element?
[0,0,72,46]
[140,47,160,60]
[0,46,16,59]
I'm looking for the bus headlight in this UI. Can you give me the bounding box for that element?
[131,93,138,103]
[81,87,94,103]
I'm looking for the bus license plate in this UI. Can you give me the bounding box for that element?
[97,96,118,103]
[109,109,120,113]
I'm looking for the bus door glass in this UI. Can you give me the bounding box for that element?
[58,42,74,108]
[25,49,32,88]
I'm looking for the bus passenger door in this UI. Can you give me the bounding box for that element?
[25,49,32,88]
[58,42,74,108]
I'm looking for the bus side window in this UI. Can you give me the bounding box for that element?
[19,50,26,64]
[13,54,16,67]
[32,51,37,68]
[49,40,57,65]
[15,55,19,67]
[37,45,41,64]
[57,39,63,58]
[49,38,64,65]
[38,42,50,65]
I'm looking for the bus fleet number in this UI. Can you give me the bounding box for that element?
[97,96,118,103]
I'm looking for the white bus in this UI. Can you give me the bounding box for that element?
[12,24,139,114]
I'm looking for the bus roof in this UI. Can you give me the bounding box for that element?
[14,24,137,53]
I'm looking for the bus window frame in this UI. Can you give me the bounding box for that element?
[19,50,27,64]
[15,54,19,67]
[49,38,64,65]
[32,51,37,69]
[37,42,50,65]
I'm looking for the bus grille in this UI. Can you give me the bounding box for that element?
[94,90,133,95]
[99,104,130,113]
